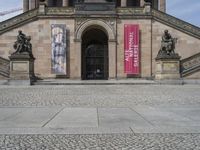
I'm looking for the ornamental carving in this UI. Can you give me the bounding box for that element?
[75,18,116,40]
[46,7,74,15]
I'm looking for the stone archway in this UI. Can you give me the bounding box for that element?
[72,19,117,79]
[75,19,115,41]
[81,27,108,80]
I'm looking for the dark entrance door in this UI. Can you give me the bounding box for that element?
[82,28,108,80]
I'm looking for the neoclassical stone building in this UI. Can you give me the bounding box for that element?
[23,0,166,12]
[0,0,200,80]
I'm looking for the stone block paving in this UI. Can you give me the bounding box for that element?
[0,134,200,150]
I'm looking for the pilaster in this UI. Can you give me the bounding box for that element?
[159,0,166,12]
[121,0,127,7]
[23,0,29,12]
[29,0,36,10]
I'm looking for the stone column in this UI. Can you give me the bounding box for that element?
[23,0,29,12]
[29,0,36,10]
[63,0,69,6]
[140,0,145,7]
[159,0,166,12]
[35,0,39,8]
[153,0,159,9]
[121,0,127,7]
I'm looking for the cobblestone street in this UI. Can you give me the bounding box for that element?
[1,134,200,150]
[0,84,200,149]
[0,85,200,107]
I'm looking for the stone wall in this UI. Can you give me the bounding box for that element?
[152,21,200,79]
[0,19,75,78]
[0,16,200,79]
[117,19,152,78]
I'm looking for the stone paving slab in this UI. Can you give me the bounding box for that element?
[45,108,98,128]
[0,107,62,128]
[98,108,153,127]
[0,106,199,134]
[0,127,133,135]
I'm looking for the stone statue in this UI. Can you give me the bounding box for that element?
[13,30,33,57]
[157,30,178,58]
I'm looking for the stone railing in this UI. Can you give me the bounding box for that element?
[180,53,200,77]
[0,7,74,35]
[0,57,10,78]
[152,9,200,39]
[0,9,38,35]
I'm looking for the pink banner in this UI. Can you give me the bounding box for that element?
[124,24,140,74]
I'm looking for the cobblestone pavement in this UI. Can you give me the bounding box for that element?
[0,134,200,150]
[0,85,200,107]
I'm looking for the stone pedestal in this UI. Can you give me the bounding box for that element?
[155,56,181,80]
[9,53,35,85]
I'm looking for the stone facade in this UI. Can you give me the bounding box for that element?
[24,0,166,12]
[0,0,200,80]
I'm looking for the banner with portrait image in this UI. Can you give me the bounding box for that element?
[124,24,140,74]
[51,24,67,75]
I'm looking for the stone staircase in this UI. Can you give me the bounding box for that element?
[0,9,38,35]
[180,53,200,77]
[0,57,9,79]
[152,9,200,39]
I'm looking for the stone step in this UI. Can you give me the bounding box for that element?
[33,79,156,85]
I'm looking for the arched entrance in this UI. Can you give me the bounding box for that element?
[81,28,108,80]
